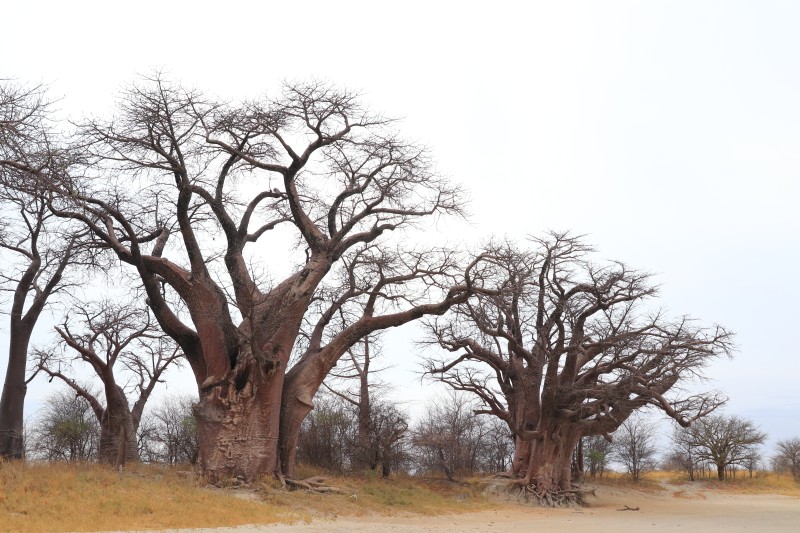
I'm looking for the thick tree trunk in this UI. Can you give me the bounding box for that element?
[98,386,139,465]
[194,351,284,483]
[717,464,725,480]
[0,327,33,460]
[513,423,583,496]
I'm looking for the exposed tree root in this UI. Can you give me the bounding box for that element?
[480,474,595,507]
[281,475,346,494]
[617,505,640,511]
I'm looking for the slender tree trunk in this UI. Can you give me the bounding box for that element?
[0,326,33,460]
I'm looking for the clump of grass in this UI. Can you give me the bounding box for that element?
[0,461,300,532]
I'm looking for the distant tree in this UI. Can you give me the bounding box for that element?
[32,300,182,464]
[322,336,408,477]
[613,415,658,482]
[425,235,731,498]
[411,392,496,481]
[583,435,613,479]
[774,438,800,481]
[680,414,767,481]
[0,81,85,460]
[668,424,704,481]
[295,392,355,472]
[28,387,100,461]
[138,395,198,465]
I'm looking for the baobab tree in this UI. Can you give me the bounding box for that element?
[32,300,182,464]
[678,414,766,480]
[0,81,84,459]
[46,76,476,482]
[425,234,732,502]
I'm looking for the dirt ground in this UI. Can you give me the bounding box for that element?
[159,482,800,533]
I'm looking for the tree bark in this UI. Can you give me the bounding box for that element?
[193,347,285,483]
[98,385,139,464]
[0,323,34,459]
[515,423,583,494]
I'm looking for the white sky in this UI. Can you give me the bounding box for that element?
[2,1,799,453]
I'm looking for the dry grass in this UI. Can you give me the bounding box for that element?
[691,472,800,497]
[0,461,489,532]
[591,471,668,493]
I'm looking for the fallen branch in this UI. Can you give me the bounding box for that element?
[283,476,346,494]
[617,505,640,511]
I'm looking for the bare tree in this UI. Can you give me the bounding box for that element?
[138,394,199,465]
[425,235,731,500]
[679,414,766,481]
[44,76,476,482]
[773,438,800,482]
[668,424,703,481]
[613,415,658,482]
[32,300,182,464]
[321,336,408,476]
[0,81,87,460]
[27,387,100,462]
[295,391,355,472]
[411,391,496,481]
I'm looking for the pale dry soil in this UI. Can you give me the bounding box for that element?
[142,482,800,533]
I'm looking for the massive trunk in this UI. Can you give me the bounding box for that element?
[513,421,583,497]
[0,326,33,460]
[193,347,285,483]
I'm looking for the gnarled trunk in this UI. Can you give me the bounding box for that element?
[194,350,285,483]
[512,422,583,501]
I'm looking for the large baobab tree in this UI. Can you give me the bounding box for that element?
[33,300,182,464]
[0,82,83,460]
[425,234,732,502]
[47,76,475,481]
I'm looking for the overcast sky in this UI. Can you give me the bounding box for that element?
[2,1,799,450]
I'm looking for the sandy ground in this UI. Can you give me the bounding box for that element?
[154,482,800,533]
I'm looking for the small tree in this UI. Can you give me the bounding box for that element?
[28,388,100,462]
[584,435,613,479]
[295,392,355,472]
[613,416,658,482]
[774,438,800,481]
[680,414,766,481]
[411,392,493,481]
[139,395,198,465]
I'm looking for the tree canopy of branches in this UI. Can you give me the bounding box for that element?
[677,414,767,480]
[45,76,476,481]
[0,81,84,459]
[32,300,182,464]
[425,234,732,497]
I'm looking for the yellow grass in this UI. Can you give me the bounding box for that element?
[0,461,489,532]
[692,472,800,497]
